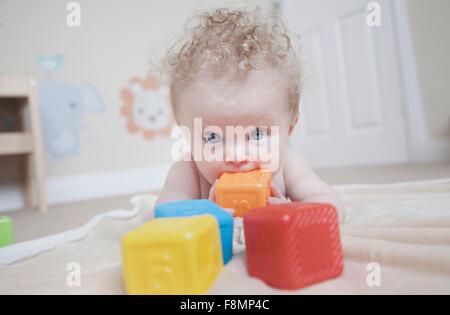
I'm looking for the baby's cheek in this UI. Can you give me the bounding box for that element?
[248,137,283,168]
[194,159,223,184]
[202,142,223,160]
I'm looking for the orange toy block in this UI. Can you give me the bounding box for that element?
[215,169,272,217]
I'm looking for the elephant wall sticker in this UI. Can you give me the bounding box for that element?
[120,75,174,139]
[36,54,105,159]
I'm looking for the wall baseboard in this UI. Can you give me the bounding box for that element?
[0,164,172,213]
[411,138,450,163]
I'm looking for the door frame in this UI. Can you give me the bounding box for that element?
[392,0,450,162]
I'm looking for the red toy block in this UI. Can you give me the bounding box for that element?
[243,202,343,290]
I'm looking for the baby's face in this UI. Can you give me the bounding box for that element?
[176,67,296,185]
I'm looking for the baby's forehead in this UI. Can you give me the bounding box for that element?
[180,92,288,130]
[193,65,289,90]
[202,111,277,127]
[179,68,290,114]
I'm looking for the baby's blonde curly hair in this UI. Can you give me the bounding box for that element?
[163,7,302,118]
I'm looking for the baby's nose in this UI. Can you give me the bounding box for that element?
[225,143,248,163]
[226,159,249,166]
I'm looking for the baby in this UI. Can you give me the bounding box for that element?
[156,8,345,223]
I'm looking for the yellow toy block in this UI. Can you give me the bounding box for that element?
[122,215,223,294]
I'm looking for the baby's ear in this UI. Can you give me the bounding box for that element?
[288,114,299,135]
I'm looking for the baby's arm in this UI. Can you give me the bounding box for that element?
[155,160,200,207]
[283,149,345,223]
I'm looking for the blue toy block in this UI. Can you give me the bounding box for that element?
[154,199,234,264]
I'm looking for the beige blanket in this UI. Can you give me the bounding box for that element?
[1,179,450,294]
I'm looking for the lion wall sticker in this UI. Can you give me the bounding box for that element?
[120,75,173,139]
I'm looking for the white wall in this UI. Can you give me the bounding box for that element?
[407,0,450,140]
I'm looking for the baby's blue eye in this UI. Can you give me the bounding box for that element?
[250,127,266,141]
[203,132,222,144]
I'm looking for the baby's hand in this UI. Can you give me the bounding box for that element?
[208,180,235,215]
[269,183,290,205]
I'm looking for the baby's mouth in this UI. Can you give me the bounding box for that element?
[222,162,258,173]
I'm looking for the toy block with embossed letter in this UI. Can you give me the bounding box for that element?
[215,169,272,217]
[122,215,223,294]
[243,202,343,289]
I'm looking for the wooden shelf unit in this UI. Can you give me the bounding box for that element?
[0,76,48,212]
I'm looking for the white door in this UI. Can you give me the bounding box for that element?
[280,0,409,168]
